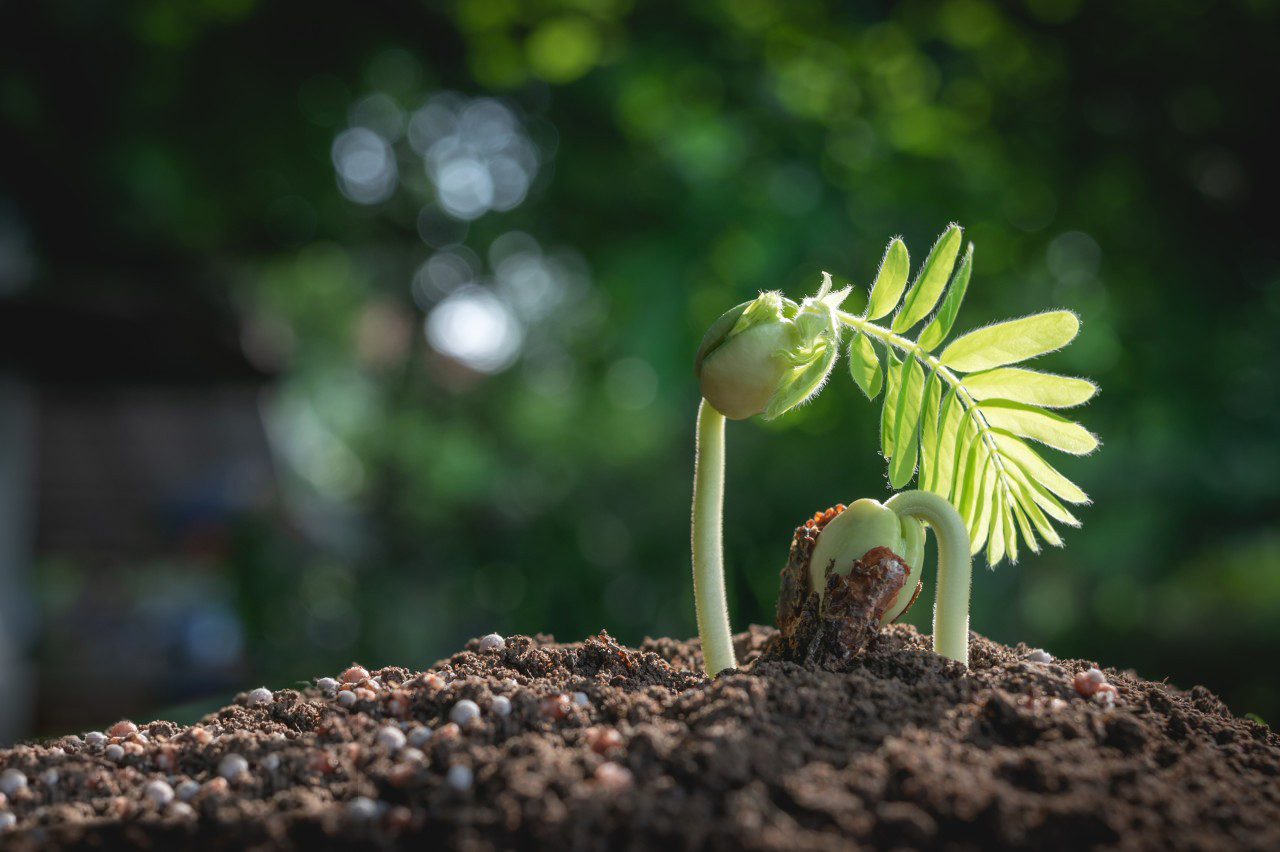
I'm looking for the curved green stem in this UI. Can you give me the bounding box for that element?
[885,490,971,666]
[691,399,736,676]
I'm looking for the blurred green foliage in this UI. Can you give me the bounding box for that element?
[4,0,1279,724]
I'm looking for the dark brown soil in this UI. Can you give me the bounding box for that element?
[1,625,1277,850]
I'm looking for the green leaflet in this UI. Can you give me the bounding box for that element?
[888,356,926,488]
[955,418,984,543]
[979,400,1098,455]
[847,331,883,400]
[962,367,1096,408]
[917,242,973,352]
[990,431,1089,505]
[939,311,1080,372]
[918,372,942,492]
[893,224,962,333]
[987,486,1006,566]
[1004,487,1020,562]
[1007,460,1082,527]
[967,450,995,555]
[881,351,903,457]
[865,239,909,321]
[1009,495,1041,554]
[1008,475,1066,546]
[929,387,964,498]
[1001,487,1019,563]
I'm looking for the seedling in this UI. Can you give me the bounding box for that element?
[692,224,1097,675]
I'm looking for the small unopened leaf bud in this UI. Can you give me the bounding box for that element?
[696,282,850,421]
[246,688,272,706]
[477,633,505,653]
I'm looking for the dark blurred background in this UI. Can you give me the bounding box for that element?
[1,0,1277,745]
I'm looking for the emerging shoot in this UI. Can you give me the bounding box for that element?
[692,280,851,674]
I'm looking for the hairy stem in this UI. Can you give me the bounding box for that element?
[692,399,737,676]
[885,490,971,666]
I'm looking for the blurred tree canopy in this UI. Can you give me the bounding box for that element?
[2,0,1278,727]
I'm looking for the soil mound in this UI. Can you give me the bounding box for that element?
[1,625,1277,850]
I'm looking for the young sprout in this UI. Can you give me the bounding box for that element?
[806,493,971,664]
[692,280,850,674]
[691,224,1096,675]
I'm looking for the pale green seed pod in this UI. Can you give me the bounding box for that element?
[808,498,925,624]
[694,293,802,420]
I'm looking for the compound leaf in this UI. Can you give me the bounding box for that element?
[836,228,1099,565]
